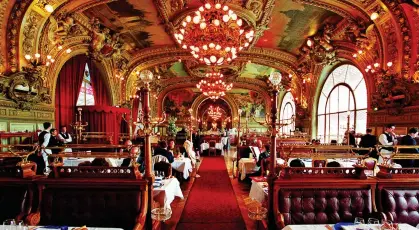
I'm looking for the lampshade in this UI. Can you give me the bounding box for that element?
[269,72,282,86]
[139,70,153,83]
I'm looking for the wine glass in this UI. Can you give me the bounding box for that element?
[15,221,28,230]
[368,218,380,224]
[3,219,16,230]
[354,217,365,224]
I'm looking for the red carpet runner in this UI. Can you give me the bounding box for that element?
[176,157,246,230]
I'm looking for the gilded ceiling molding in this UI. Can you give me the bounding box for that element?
[0,0,12,73]
[190,94,239,122]
[60,0,116,13]
[21,10,43,59]
[292,0,355,19]
[6,0,32,73]
[381,0,412,79]
[249,0,275,47]
[155,79,271,116]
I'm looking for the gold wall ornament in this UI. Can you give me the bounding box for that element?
[0,70,52,110]
[22,11,43,57]
[299,23,339,66]
[6,0,32,73]
[344,19,377,52]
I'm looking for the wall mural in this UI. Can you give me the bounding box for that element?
[163,89,199,119]
[229,89,266,118]
[255,1,342,54]
[83,0,169,53]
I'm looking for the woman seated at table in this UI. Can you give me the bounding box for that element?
[184,140,200,178]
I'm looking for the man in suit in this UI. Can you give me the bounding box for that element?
[28,122,52,174]
[153,141,174,163]
[359,128,378,159]
[175,128,187,145]
[396,127,419,167]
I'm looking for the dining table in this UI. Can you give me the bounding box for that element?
[171,157,193,179]
[153,177,184,210]
[283,223,417,230]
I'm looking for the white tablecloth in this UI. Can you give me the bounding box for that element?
[249,180,268,204]
[153,178,183,210]
[283,224,416,230]
[171,157,193,179]
[63,158,124,167]
[238,158,258,180]
[33,227,123,230]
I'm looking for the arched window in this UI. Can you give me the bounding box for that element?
[317,64,367,143]
[76,63,95,106]
[280,92,295,135]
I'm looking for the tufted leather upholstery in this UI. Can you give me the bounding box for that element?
[39,180,147,230]
[380,188,419,226]
[278,188,372,225]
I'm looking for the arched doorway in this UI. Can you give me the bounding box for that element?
[197,98,232,134]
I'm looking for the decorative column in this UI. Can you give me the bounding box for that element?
[267,88,278,230]
[139,70,154,230]
[267,72,282,230]
[188,108,193,142]
[237,109,242,147]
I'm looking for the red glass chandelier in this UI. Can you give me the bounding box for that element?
[173,2,254,65]
[208,106,222,120]
[196,72,233,100]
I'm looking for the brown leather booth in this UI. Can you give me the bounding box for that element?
[35,177,148,230]
[274,167,377,228]
[377,177,419,227]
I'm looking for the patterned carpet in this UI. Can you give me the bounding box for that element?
[176,156,246,229]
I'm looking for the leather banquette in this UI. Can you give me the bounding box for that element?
[274,177,376,228]
[377,178,419,227]
[35,176,148,230]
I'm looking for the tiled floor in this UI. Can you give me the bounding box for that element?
[163,147,264,230]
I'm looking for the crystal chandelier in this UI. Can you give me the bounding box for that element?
[173,3,254,65]
[196,72,233,100]
[208,106,222,120]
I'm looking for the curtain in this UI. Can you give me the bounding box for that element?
[87,59,110,106]
[55,55,88,130]
[80,106,130,144]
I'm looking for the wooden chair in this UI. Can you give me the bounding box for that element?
[363,157,377,176]
[208,140,216,156]
[154,161,172,178]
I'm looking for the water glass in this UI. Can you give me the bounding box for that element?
[2,219,16,230]
[368,218,380,224]
[354,217,365,224]
[15,221,28,230]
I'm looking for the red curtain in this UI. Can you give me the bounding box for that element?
[131,91,141,133]
[55,55,88,130]
[80,106,130,144]
[87,59,110,106]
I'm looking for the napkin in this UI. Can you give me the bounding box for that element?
[35,226,68,230]
[333,222,355,230]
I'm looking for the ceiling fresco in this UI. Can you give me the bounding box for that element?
[240,63,277,79]
[256,0,343,54]
[83,0,173,53]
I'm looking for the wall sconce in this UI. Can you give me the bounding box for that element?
[24,53,55,68]
[365,61,393,74]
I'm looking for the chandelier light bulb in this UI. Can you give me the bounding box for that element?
[353,54,357,58]
[223,15,230,22]
[205,3,211,9]
[186,16,191,22]
[200,22,206,29]
[374,63,379,68]
[193,16,200,24]
[231,14,237,20]
[387,61,393,67]
[35,53,41,58]
[66,48,72,53]
[51,59,55,63]
[47,55,51,60]
[199,6,204,12]
[370,12,379,20]
[25,54,31,60]
[45,4,54,13]
[358,50,363,54]
[214,19,220,26]
[215,3,221,9]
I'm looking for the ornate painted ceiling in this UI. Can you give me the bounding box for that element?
[0,0,418,116]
